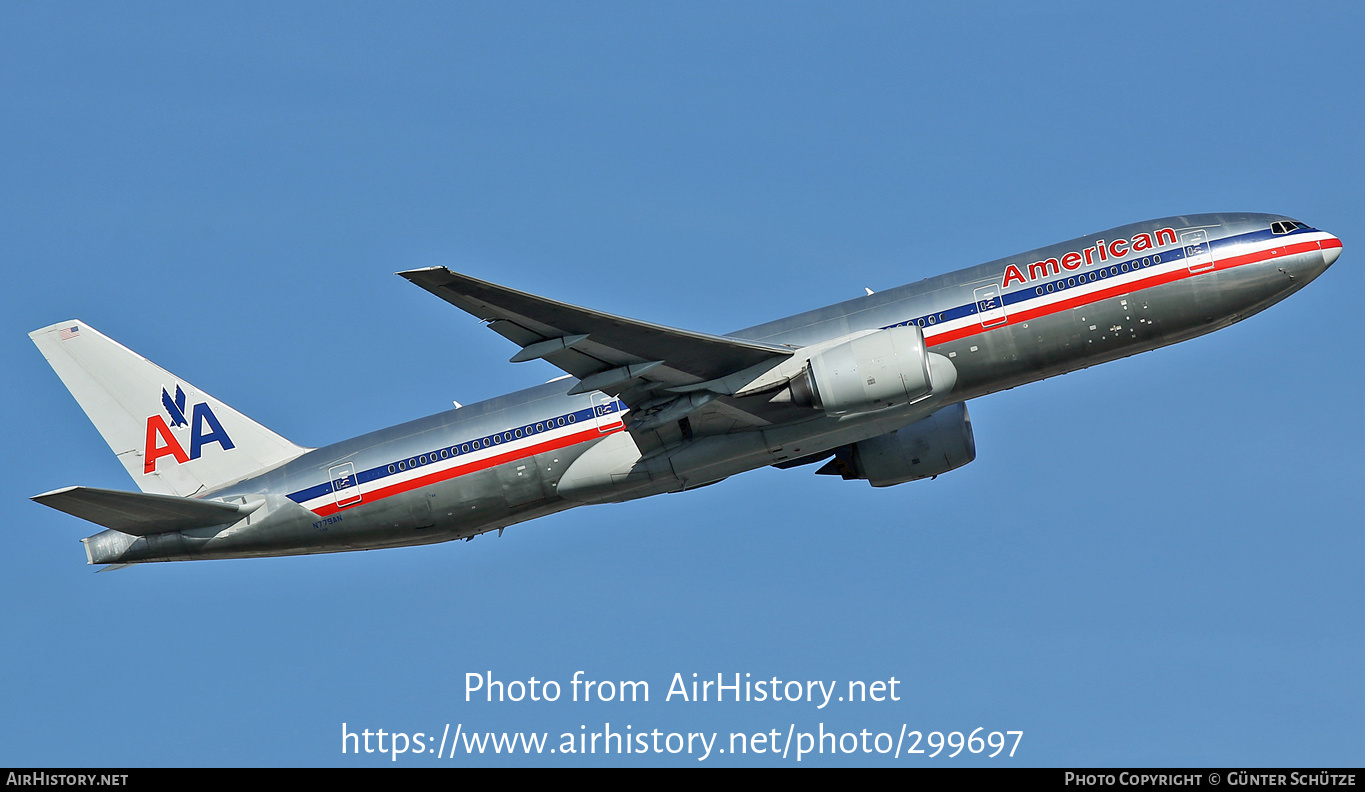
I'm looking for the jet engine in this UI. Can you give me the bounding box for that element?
[817,402,975,487]
[788,325,952,415]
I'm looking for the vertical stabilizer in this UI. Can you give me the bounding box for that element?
[30,321,310,497]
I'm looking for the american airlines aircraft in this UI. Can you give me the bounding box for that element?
[30,213,1342,566]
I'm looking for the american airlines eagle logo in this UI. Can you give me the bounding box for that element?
[142,384,235,474]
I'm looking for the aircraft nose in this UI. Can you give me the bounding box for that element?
[1321,233,1343,267]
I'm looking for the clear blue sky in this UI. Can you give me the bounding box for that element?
[2,2,1361,767]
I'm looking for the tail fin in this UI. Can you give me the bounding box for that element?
[30,321,310,497]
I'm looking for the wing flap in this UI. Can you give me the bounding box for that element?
[33,486,254,536]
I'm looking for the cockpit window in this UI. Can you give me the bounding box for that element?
[1272,220,1308,235]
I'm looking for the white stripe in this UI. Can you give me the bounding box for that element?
[298,412,627,511]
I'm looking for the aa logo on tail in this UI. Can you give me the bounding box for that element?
[143,385,235,474]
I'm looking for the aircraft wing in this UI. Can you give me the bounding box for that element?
[400,268,795,437]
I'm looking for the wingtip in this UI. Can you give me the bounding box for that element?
[32,485,80,502]
[396,266,447,278]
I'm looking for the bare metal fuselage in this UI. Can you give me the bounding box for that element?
[73,212,1340,564]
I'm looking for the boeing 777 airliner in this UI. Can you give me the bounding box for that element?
[30,212,1341,565]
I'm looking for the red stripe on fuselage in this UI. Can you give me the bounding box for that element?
[925,238,1322,348]
[307,238,1329,515]
[310,423,624,516]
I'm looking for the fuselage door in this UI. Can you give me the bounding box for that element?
[974,285,1008,329]
[330,462,362,508]
[593,393,624,434]
[1182,229,1215,274]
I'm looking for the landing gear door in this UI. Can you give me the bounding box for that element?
[1182,229,1215,274]
[974,285,1007,329]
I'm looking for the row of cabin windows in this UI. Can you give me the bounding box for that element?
[385,413,578,474]
[1032,255,1163,295]
[901,313,947,329]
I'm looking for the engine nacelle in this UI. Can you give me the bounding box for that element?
[791,325,950,415]
[817,402,975,487]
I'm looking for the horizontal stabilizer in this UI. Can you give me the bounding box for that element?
[96,563,135,573]
[32,486,256,536]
